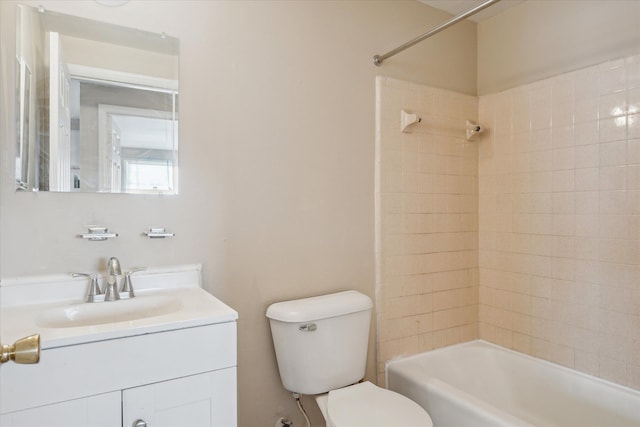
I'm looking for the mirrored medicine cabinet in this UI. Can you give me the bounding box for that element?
[15,4,179,195]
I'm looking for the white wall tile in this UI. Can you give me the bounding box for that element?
[479,55,640,391]
[377,80,479,377]
[380,55,639,392]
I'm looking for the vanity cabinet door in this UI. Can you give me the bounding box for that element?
[0,391,120,427]
[122,367,237,427]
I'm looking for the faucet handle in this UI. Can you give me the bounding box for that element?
[120,267,146,299]
[72,272,92,278]
[73,273,104,303]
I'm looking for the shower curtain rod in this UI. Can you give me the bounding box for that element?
[373,0,502,66]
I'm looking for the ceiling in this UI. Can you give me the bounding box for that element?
[418,0,524,22]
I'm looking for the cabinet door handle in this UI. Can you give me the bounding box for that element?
[133,420,147,427]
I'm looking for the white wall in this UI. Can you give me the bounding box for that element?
[478,0,640,95]
[0,1,476,425]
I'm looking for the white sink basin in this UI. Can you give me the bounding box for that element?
[1,265,238,349]
[36,294,183,328]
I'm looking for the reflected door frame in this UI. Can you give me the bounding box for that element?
[48,32,72,192]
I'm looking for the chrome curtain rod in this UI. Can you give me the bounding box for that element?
[373,0,502,66]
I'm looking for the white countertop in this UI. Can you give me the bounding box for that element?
[1,264,237,349]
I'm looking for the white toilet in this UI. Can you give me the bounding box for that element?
[266,290,433,427]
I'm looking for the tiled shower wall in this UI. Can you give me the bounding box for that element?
[377,54,639,390]
[478,54,640,389]
[375,77,479,383]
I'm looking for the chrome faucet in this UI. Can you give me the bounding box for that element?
[104,257,122,301]
[74,258,146,303]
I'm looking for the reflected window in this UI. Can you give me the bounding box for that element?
[124,158,174,193]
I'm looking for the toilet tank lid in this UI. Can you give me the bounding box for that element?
[266,291,373,322]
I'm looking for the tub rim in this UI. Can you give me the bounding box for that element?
[384,339,640,398]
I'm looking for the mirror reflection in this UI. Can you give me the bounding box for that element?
[15,4,179,194]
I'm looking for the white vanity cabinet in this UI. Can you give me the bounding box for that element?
[0,265,238,427]
[123,367,237,427]
[2,369,237,427]
[0,392,122,427]
[1,322,237,427]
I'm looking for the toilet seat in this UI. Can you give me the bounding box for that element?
[326,381,433,427]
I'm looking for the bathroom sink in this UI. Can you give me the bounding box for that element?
[1,264,238,349]
[36,294,183,328]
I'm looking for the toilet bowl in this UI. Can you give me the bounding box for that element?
[315,381,433,427]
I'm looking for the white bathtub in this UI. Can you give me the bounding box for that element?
[386,340,640,427]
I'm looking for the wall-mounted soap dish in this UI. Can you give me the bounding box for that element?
[144,228,175,239]
[79,226,118,241]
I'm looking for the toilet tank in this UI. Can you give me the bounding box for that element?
[266,291,373,395]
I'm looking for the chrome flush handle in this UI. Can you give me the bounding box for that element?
[298,323,317,332]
